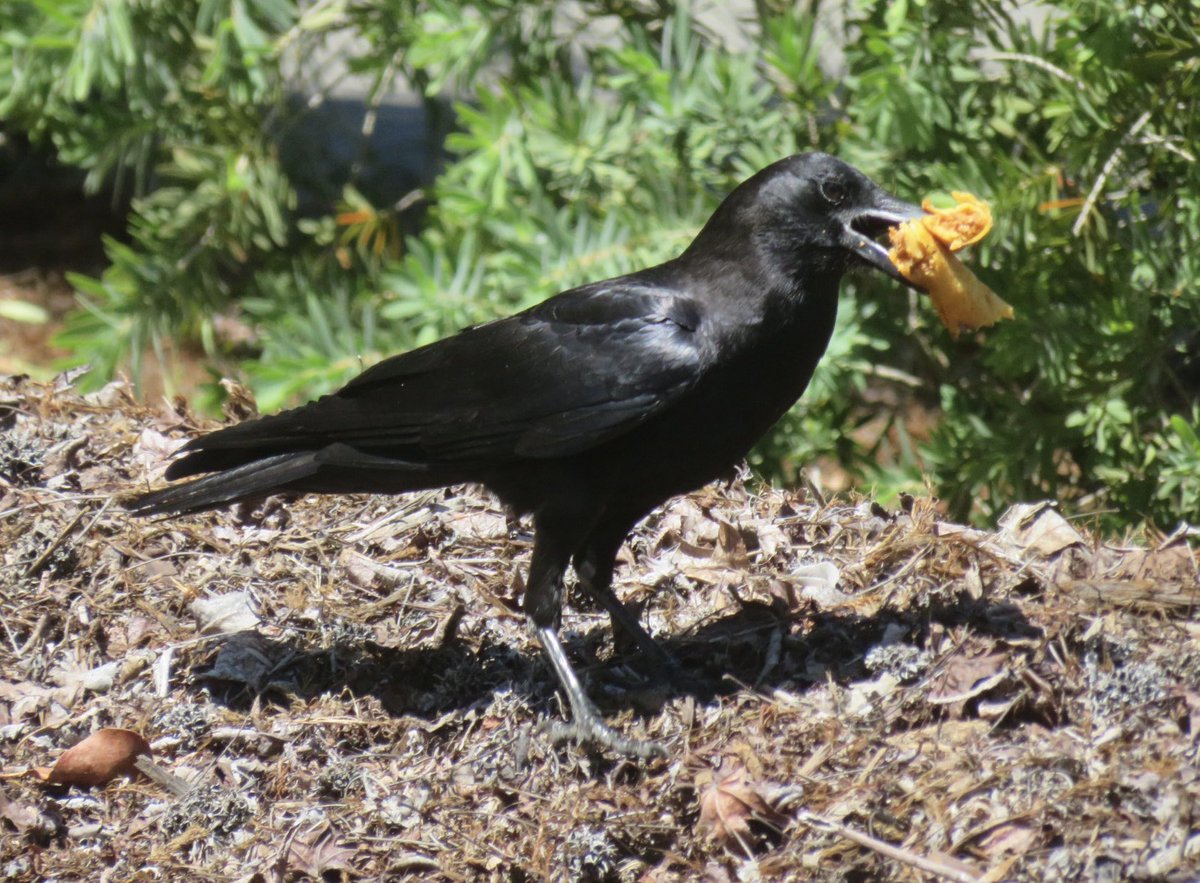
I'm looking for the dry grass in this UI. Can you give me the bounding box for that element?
[1,374,1198,882]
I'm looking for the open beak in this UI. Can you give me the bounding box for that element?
[841,195,925,289]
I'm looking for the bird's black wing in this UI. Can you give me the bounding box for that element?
[167,281,706,477]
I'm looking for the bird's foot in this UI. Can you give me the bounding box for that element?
[535,624,668,759]
[539,709,667,760]
[590,589,707,693]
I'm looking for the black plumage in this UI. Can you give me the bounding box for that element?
[129,153,922,756]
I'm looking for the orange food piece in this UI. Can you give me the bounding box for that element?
[888,192,1013,337]
[918,191,992,250]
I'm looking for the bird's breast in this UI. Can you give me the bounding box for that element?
[589,297,838,500]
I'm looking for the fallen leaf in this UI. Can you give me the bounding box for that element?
[51,660,120,693]
[287,828,358,879]
[443,507,509,541]
[978,822,1039,856]
[754,523,787,560]
[0,788,40,830]
[927,650,1010,718]
[697,759,791,855]
[0,788,63,839]
[132,428,185,476]
[32,728,151,787]
[0,679,52,707]
[702,863,734,882]
[997,502,1086,558]
[125,616,163,649]
[200,633,278,690]
[844,673,901,717]
[792,560,845,610]
[191,592,260,635]
[127,558,179,587]
[714,520,748,565]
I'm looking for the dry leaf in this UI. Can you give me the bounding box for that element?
[32,727,151,787]
[0,789,40,831]
[697,759,790,855]
[132,428,185,476]
[191,591,260,635]
[978,822,1039,857]
[791,560,843,609]
[844,673,901,717]
[702,863,734,883]
[997,502,1086,559]
[287,828,358,879]
[51,660,119,693]
[927,650,1010,717]
[200,632,278,690]
[0,788,62,839]
[713,520,748,565]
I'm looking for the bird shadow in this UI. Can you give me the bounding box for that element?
[190,586,1041,743]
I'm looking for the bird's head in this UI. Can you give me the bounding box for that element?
[687,153,924,289]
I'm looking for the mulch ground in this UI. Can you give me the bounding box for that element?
[1,373,1198,882]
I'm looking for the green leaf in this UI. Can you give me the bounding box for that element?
[884,0,910,34]
[0,300,49,324]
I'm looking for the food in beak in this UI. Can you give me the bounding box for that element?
[887,192,1014,337]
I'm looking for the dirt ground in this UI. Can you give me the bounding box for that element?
[1,374,1198,882]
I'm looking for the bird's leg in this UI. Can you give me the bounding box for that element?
[575,524,699,690]
[577,560,683,675]
[534,626,665,759]
[525,522,666,759]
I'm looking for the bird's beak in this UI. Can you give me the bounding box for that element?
[841,195,925,288]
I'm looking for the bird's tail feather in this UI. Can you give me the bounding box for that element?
[127,451,321,517]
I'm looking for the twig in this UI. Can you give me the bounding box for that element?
[352,50,403,182]
[1073,110,1152,237]
[17,613,50,656]
[978,50,1086,90]
[1138,132,1196,163]
[134,755,192,797]
[796,811,982,882]
[23,510,86,578]
[753,625,782,688]
[862,363,924,388]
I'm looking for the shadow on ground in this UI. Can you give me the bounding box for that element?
[191,588,1042,739]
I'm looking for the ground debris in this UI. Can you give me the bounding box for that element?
[0,375,1197,881]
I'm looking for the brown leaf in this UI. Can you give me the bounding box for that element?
[697,759,790,855]
[714,520,748,565]
[287,829,358,879]
[927,650,1010,718]
[32,727,151,787]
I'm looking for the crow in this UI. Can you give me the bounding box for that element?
[129,153,922,757]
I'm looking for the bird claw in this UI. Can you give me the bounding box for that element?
[539,713,667,760]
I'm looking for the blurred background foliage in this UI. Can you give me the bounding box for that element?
[1,0,1197,531]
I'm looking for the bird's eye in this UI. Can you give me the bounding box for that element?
[820,180,847,206]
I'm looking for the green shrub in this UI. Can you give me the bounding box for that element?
[1,0,1196,531]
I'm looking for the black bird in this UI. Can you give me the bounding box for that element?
[129,153,922,757]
